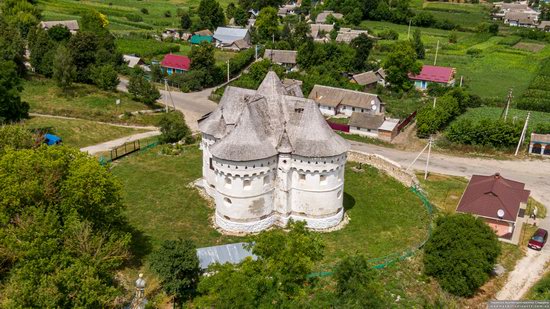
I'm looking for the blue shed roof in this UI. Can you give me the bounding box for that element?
[44,133,62,145]
[196,242,256,269]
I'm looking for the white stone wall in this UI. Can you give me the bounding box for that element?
[201,134,218,197]
[319,105,337,116]
[350,127,379,138]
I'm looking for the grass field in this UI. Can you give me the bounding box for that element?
[417,2,490,30]
[23,116,148,148]
[22,77,163,126]
[418,173,469,213]
[112,146,429,268]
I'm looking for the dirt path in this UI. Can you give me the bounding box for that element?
[29,113,159,130]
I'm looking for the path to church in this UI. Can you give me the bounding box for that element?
[117,79,550,299]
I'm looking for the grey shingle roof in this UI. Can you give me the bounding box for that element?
[308,84,382,109]
[316,11,343,23]
[40,20,79,31]
[201,72,349,161]
[349,112,385,130]
[352,71,380,86]
[264,49,297,65]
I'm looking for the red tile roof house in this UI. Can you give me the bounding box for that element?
[160,54,191,75]
[408,65,455,90]
[456,173,530,244]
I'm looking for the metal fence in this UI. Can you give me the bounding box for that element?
[99,139,159,166]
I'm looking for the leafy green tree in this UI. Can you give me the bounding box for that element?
[190,42,216,71]
[53,45,77,91]
[0,60,29,123]
[234,6,249,27]
[150,64,165,83]
[150,239,201,304]
[256,7,279,42]
[226,3,237,19]
[382,41,421,91]
[159,111,193,144]
[47,24,71,42]
[128,69,161,105]
[29,27,55,76]
[412,29,425,59]
[180,11,192,30]
[345,7,363,26]
[0,16,26,75]
[91,65,119,91]
[0,125,34,153]
[1,0,41,37]
[334,254,387,308]
[424,214,501,297]
[416,95,459,137]
[67,31,99,83]
[300,0,312,15]
[350,33,374,72]
[198,0,225,29]
[80,10,109,34]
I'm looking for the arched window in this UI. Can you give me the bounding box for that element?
[320,175,327,185]
[532,143,542,154]
[225,177,232,188]
[244,179,251,190]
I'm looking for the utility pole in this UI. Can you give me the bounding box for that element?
[226,60,230,83]
[460,75,463,87]
[504,88,513,121]
[255,44,258,61]
[433,97,437,108]
[433,40,440,66]
[406,138,432,172]
[407,19,412,39]
[515,112,530,156]
[164,79,169,113]
[272,33,275,44]
[424,136,433,180]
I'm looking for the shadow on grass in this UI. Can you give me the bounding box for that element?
[125,225,153,268]
[343,192,356,211]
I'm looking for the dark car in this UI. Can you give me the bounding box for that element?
[528,228,548,251]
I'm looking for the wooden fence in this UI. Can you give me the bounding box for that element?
[110,140,141,161]
[396,111,417,132]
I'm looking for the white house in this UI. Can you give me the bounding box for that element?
[349,113,400,141]
[39,20,79,34]
[308,85,384,117]
[351,68,387,88]
[213,27,251,51]
[198,72,349,233]
[264,49,298,71]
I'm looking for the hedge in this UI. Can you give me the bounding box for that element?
[445,118,522,149]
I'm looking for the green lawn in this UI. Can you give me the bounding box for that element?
[417,173,469,213]
[112,147,429,268]
[417,2,490,30]
[116,37,181,58]
[23,116,148,149]
[22,77,162,126]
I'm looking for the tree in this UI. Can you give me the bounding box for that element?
[0,60,29,123]
[29,27,55,76]
[334,255,387,308]
[411,29,425,59]
[91,65,119,91]
[255,7,279,42]
[0,146,130,307]
[350,33,374,72]
[234,7,249,27]
[1,0,41,37]
[80,10,109,34]
[158,111,193,144]
[0,16,26,75]
[53,45,77,91]
[190,42,216,71]
[198,0,225,29]
[382,41,421,91]
[180,11,192,30]
[0,125,34,153]
[128,69,161,105]
[47,24,71,42]
[67,32,99,83]
[150,64,165,82]
[424,214,501,297]
[150,239,200,304]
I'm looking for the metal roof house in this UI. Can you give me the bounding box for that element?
[409,65,455,90]
[213,27,251,51]
[160,54,191,75]
[196,242,256,270]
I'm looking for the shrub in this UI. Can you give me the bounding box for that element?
[445,118,522,149]
[126,14,143,22]
[128,70,161,105]
[91,65,119,91]
[448,31,458,43]
[416,95,459,137]
[424,214,501,297]
[158,111,193,144]
[534,123,550,134]
[466,48,482,57]
[164,10,172,17]
[377,29,398,40]
[141,8,149,15]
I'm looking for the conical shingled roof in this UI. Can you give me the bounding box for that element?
[277,127,293,153]
[210,99,278,162]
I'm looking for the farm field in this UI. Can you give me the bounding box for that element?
[22,77,163,126]
[23,116,148,149]
[452,107,550,134]
[417,2,490,30]
[112,146,429,267]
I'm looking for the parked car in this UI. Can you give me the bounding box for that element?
[528,228,548,251]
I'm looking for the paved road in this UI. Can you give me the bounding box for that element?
[80,130,161,155]
[118,79,217,131]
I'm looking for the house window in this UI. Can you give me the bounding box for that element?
[225,177,232,188]
[209,158,214,170]
[299,173,306,183]
[352,107,355,112]
[244,179,251,189]
[320,175,327,185]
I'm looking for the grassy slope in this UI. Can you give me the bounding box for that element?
[22,77,163,126]
[23,116,148,148]
[112,147,429,268]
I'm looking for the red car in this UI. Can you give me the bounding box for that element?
[528,228,548,251]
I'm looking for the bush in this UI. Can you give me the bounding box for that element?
[466,48,482,57]
[140,8,149,15]
[445,118,522,149]
[448,31,458,43]
[91,64,120,91]
[164,10,172,17]
[424,214,501,297]
[534,123,550,134]
[416,95,459,137]
[377,29,399,40]
[158,111,193,144]
[128,70,161,105]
